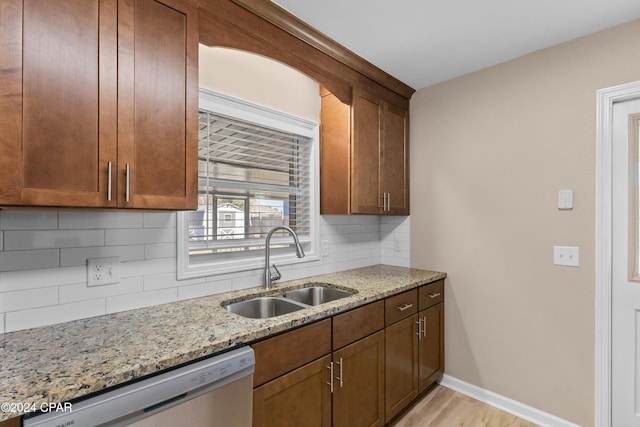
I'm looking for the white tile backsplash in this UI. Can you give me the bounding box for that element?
[60,245,145,267]
[0,211,58,230]
[0,249,60,272]
[0,265,86,292]
[59,211,144,229]
[143,212,177,228]
[0,211,410,333]
[59,277,144,304]
[5,299,106,332]
[177,279,233,300]
[4,229,105,250]
[144,243,176,260]
[105,228,175,246]
[106,288,177,314]
[0,287,58,312]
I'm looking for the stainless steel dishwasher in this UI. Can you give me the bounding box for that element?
[24,346,255,427]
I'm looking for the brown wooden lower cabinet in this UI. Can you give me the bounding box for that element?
[385,302,445,423]
[332,330,385,427]
[0,417,20,427]
[252,281,444,427]
[385,313,420,422]
[418,303,444,393]
[253,354,332,427]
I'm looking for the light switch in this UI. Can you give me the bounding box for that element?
[558,189,573,210]
[554,246,579,267]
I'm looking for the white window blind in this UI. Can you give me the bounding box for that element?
[188,110,312,262]
[177,89,319,279]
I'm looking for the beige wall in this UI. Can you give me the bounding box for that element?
[199,45,320,121]
[410,19,640,427]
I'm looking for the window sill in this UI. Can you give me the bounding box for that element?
[177,252,320,281]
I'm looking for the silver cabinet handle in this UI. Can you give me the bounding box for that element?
[387,193,391,211]
[381,192,390,211]
[336,357,343,388]
[415,318,422,339]
[125,164,130,202]
[422,316,427,338]
[397,303,413,311]
[326,362,334,393]
[428,292,441,299]
[107,162,112,201]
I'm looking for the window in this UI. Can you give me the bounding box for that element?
[178,89,319,279]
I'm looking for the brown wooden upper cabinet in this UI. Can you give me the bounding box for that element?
[0,0,197,209]
[321,87,409,215]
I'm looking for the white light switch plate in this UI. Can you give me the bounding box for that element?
[558,189,573,210]
[554,246,579,267]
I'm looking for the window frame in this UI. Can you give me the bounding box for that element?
[177,88,320,280]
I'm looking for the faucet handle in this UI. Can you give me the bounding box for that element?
[270,264,282,282]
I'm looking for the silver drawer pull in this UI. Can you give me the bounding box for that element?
[428,292,441,299]
[336,358,343,388]
[397,303,413,311]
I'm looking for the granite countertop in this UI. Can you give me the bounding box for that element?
[0,264,446,421]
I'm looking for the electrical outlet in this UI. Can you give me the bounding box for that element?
[553,246,579,267]
[87,257,121,286]
[322,240,329,257]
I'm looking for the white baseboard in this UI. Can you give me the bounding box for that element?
[439,374,582,427]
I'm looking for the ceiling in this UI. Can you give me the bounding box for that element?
[272,0,640,90]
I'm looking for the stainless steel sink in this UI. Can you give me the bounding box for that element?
[224,297,306,319]
[223,284,357,319]
[279,285,354,306]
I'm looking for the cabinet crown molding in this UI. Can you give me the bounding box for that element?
[229,0,416,100]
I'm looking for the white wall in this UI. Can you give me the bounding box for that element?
[0,47,410,334]
[410,19,640,427]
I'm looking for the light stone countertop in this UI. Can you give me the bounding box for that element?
[0,264,446,421]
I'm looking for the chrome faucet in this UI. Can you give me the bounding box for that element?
[264,226,305,289]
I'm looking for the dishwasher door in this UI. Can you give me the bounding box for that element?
[24,346,255,427]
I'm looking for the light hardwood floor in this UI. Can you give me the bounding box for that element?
[391,385,540,427]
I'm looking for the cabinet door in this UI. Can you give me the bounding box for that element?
[333,331,385,427]
[351,89,382,214]
[0,417,20,427]
[0,0,118,207]
[253,355,332,427]
[320,89,351,214]
[381,103,409,215]
[418,303,444,393]
[385,314,419,422]
[117,0,197,209]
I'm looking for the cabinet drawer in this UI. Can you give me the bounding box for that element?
[332,300,384,350]
[252,319,331,387]
[385,289,417,326]
[418,280,444,310]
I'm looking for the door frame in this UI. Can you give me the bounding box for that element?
[595,79,640,427]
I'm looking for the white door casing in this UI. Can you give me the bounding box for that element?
[596,80,640,427]
[611,98,640,426]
